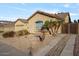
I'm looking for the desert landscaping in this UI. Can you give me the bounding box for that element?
[0,4,79,56]
[0,32,78,56]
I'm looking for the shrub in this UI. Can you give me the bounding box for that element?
[16,30,29,36]
[23,30,30,35]
[0,31,4,33]
[2,31,15,38]
[16,30,23,36]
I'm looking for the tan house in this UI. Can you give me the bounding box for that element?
[15,19,28,31]
[15,11,71,33]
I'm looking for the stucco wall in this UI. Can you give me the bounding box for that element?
[4,27,14,32]
[0,27,4,31]
[64,15,69,23]
[0,26,15,32]
[27,13,61,33]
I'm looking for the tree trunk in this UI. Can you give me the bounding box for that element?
[50,27,54,35]
[47,28,51,35]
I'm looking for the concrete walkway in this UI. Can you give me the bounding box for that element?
[0,41,27,56]
[46,35,70,56]
[60,34,76,56]
[33,34,66,56]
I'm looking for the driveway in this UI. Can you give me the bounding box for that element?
[0,41,27,56]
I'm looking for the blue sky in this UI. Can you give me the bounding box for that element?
[0,3,79,22]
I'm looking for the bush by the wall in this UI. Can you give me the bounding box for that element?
[16,30,30,36]
[2,31,15,38]
[16,30,23,36]
[23,30,30,35]
[2,29,29,38]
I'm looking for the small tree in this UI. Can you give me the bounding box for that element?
[43,20,57,36]
[43,20,51,35]
[78,19,79,23]
[50,21,57,36]
[43,20,64,36]
[55,20,64,34]
[74,20,77,23]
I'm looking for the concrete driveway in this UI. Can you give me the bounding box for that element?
[0,41,27,56]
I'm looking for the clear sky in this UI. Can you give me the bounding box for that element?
[0,3,79,22]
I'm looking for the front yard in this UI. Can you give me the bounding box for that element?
[0,33,55,55]
[0,33,77,56]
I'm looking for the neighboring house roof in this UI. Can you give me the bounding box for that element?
[15,18,28,23]
[55,12,71,23]
[0,21,15,27]
[27,11,71,23]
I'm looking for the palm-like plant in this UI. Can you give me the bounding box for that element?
[51,21,57,36]
[42,20,51,34]
[48,20,54,35]
[42,20,64,36]
[55,20,64,34]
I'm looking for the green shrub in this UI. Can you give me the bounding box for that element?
[0,31,4,33]
[16,30,29,36]
[23,30,30,35]
[2,31,15,38]
[16,30,23,36]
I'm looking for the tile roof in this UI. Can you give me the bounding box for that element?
[27,11,70,21]
[15,18,28,23]
[15,11,71,23]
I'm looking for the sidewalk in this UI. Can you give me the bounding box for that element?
[60,34,76,56]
